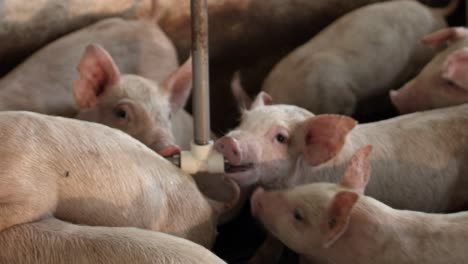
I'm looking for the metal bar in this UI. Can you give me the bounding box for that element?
[191,0,211,145]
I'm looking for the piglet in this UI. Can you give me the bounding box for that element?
[0,111,239,248]
[252,146,468,264]
[390,27,468,113]
[0,217,226,264]
[73,44,191,156]
[261,0,457,115]
[0,17,193,156]
[217,92,468,213]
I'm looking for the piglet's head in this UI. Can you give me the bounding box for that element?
[390,28,468,114]
[73,44,192,157]
[215,87,314,187]
[217,76,357,188]
[250,145,372,256]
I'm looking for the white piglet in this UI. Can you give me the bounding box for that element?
[0,111,239,248]
[0,17,193,156]
[252,146,468,264]
[262,0,457,115]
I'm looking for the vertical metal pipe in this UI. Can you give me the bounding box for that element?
[191,0,211,145]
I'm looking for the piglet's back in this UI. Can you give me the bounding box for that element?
[0,110,165,178]
[0,217,226,264]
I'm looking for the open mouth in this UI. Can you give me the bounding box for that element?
[225,162,254,173]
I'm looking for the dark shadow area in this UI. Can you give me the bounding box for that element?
[353,92,399,123]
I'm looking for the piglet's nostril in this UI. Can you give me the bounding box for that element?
[232,149,239,157]
[215,137,242,165]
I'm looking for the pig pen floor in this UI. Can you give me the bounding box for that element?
[213,202,299,264]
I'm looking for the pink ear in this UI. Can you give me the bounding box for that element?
[442,48,468,90]
[231,71,253,109]
[320,191,358,248]
[251,91,273,109]
[389,80,413,114]
[303,115,357,166]
[73,44,121,108]
[340,145,372,194]
[163,57,193,112]
[422,27,468,48]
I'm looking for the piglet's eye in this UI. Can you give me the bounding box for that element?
[113,104,131,121]
[114,108,127,119]
[276,133,287,143]
[445,80,456,86]
[293,209,304,222]
[444,79,462,89]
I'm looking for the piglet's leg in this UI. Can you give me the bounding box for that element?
[0,181,57,232]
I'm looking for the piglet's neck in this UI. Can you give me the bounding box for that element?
[292,131,369,188]
[291,148,352,188]
[321,197,468,264]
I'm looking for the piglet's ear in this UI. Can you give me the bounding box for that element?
[73,44,121,108]
[231,71,253,110]
[250,91,273,109]
[339,145,372,194]
[320,191,358,248]
[422,27,468,48]
[442,48,468,91]
[302,115,356,166]
[163,57,193,112]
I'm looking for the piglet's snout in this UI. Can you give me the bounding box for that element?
[150,140,181,157]
[215,136,242,165]
[158,144,181,158]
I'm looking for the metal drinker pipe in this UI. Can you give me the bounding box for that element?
[191,0,211,145]
[167,0,225,174]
